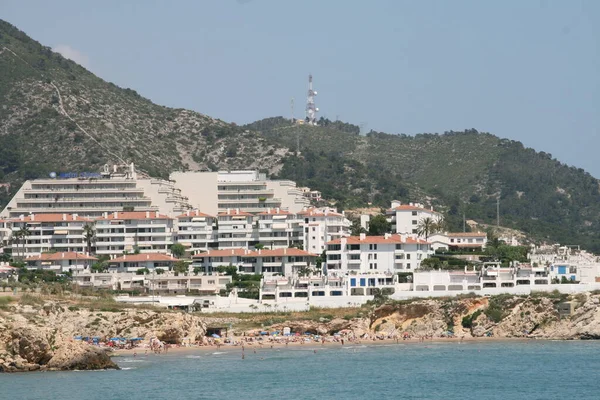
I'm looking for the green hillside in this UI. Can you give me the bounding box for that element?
[247,117,600,252]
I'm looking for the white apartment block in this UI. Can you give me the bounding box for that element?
[107,253,179,273]
[170,170,310,215]
[216,209,256,249]
[1,163,192,219]
[191,247,318,276]
[299,208,351,254]
[256,208,303,249]
[386,201,441,235]
[25,251,97,272]
[95,211,175,256]
[11,213,92,257]
[0,218,12,249]
[176,210,218,253]
[326,233,434,274]
[429,232,487,251]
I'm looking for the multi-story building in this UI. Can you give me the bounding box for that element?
[170,170,310,215]
[216,209,256,249]
[0,218,12,250]
[1,163,191,219]
[326,233,433,274]
[24,251,97,272]
[191,248,253,274]
[191,247,317,276]
[95,211,175,256]
[429,232,487,252]
[176,210,218,253]
[107,253,179,273]
[10,213,92,257]
[256,208,303,249]
[298,207,351,254]
[386,201,441,235]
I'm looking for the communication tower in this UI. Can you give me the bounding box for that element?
[306,74,319,125]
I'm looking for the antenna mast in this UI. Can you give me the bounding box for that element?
[306,74,318,125]
[291,98,295,123]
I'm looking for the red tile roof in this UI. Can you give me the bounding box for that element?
[326,234,430,245]
[297,208,343,217]
[96,211,172,220]
[257,209,293,216]
[246,248,318,257]
[192,248,250,258]
[176,210,214,219]
[448,232,487,238]
[110,253,178,263]
[26,252,97,261]
[217,210,254,217]
[12,214,92,223]
[387,205,439,213]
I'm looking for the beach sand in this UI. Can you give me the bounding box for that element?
[112,335,522,357]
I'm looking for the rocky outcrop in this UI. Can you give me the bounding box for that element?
[264,293,600,341]
[0,298,207,373]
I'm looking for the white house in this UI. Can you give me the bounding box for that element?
[216,209,255,249]
[108,253,179,273]
[256,208,303,249]
[326,233,433,274]
[386,201,441,236]
[176,210,217,253]
[298,207,351,254]
[429,232,487,252]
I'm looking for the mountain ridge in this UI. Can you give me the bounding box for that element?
[1,19,600,251]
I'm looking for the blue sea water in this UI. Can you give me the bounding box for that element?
[1,341,599,400]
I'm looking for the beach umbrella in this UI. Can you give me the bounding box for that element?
[260,331,268,335]
[211,333,221,338]
[73,335,82,340]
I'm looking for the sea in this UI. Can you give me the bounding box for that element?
[1,341,599,400]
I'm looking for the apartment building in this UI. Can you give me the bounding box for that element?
[11,213,92,257]
[25,251,97,272]
[216,209,256,249]
[386,201,441,235]
[326,233,433,274]
[0,219,12,250]
[256,208,303,249]
[429,232,487,251]
[170,170,310,215]
[191,248,252,274]
[108,253,179,273]
[1,163,191,219]
[298,208,351,254]
[95,211,175,256]
[176,210,218,253]
[190,247,317,276]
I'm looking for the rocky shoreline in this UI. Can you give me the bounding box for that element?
[0,296,207,373]
[2,291,600,372]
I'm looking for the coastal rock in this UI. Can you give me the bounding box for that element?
[46,338,118,371]
[6,326,52,365]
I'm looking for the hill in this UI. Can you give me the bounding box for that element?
[1,20,600,251]
[0,20,286,188]
[246,117,600,251]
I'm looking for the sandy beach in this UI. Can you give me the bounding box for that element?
[111,335,525,357]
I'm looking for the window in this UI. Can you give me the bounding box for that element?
[417,253,422,260]
[312,227,316,232]
[406,254,411,260]
[412,211,417,216]
[373,253,377,260]
[395,244,402,250]
[412,220,417,225]
[369,263,373,270]
[406,263,411,269]
[412,229,417,234]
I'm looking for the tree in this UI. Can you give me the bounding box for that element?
[136,268,149,275]
[254,243,265,250]
[216,264,239,280]
[173,260,188,275]
[91,261,108,273]
[417,257,441,271]
[155,268,165,275]
[170,243,186,258]
[15,226,31,260]
[193,267,203,275]
[368,214,391,236]
[350,219,367,236]
[416,217,438,241]
[82,223,96,255]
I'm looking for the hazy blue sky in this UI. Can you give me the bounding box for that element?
[2,1,599,176]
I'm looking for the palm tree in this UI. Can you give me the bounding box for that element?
[15,226,31,260]
[416,217,437,241]
[82,223,96,255]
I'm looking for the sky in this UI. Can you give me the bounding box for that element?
[1,0,599,176]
